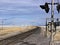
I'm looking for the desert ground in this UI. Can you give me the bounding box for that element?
[0,26,60,45]
[0,26,37,40]
[41,26,60,41]
[0,26,60,41]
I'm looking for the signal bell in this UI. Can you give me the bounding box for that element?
[40,2,50,13]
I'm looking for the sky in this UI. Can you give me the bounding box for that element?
[0,0,60,26]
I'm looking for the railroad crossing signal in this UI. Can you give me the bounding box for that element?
[40,0,60,45]
[56,4,60,13]
[40,2,49,13]
[40,2,60,13]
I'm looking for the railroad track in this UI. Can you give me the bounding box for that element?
[0,27,40,45]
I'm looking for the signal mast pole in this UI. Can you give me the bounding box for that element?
[50,0,54,45]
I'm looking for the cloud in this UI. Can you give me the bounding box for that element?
[0,0,60,26]
[0,17,39,25]
[0,0,40,16]
[0,0,37,6]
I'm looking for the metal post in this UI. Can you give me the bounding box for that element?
[45,18,48,37]
[50,0,54,45]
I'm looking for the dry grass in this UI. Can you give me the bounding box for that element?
[0,26,36,36]
[54,32,60,41]
[40,26,60,41]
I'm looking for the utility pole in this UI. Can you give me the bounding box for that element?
[2,20,4,30]
[0,19,7,30]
